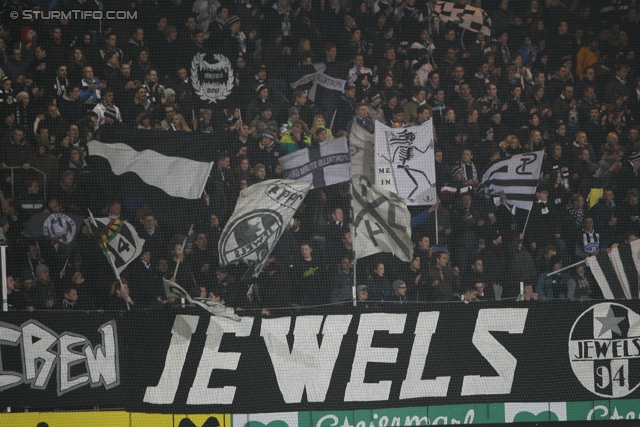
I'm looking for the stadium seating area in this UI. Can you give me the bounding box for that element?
[1,0,640,313]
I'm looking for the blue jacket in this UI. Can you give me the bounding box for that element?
[80,77,102,104]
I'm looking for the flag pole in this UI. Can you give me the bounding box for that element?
[522,208,532,235]
[2,245,7,312]
[352,255,357,307]
[60,257,69,279]
[546,258,587,277]
[350,181,357,307]
[435,207,439,245]
[104,250,129,310]
[173,236,188,278]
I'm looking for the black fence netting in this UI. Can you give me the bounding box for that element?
[1,0,640,425]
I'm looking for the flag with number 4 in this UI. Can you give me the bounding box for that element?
[90,217,146,274]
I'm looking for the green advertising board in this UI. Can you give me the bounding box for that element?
[232,399,640,426]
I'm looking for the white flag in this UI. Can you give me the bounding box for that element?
[375,120,436,206]
[351,175,413,262]
[219,179,311,270]
[349,121,375,181]
[480,151,544,210]
[279,137,350,189]
[88,140,213,199]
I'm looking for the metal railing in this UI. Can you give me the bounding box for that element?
[2,166,48,201]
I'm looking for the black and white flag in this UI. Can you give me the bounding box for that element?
[587,239,640,300]
[433,1,492,36]
[87,131,220,231]
[89,217,146,275]
[351,175,413,262]
[290,63,346,102]
[480,150,544,210]
[278,137,350,189]
[219,180,311,273]
[22,212,84,254]
[163,278,240,320]
[88,140,213,200]
[375,120,436,206]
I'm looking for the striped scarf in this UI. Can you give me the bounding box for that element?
[461,161,477,182]
[566,202,585,228]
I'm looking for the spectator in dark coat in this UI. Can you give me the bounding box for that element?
[589,188,619,249]
[331,256,355,304]
[424,251,460,302]
[34,264,56,310]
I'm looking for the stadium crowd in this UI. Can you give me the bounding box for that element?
[1,0,640,313]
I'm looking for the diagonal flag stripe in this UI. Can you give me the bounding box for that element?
[589,259,616,299]
[618,243,638,299]
[588,239,640,299]
[609,247,632,299]
[353,184,411,259]
[597,252,628,299]
[351,175,413,262]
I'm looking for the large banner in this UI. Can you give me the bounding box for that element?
[3,302,640,416]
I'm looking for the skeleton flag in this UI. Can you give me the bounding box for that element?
[219,180,311,273]
[87,216,146,274]
[375,120,436,206]
[433,1,492,36]
[22,212,84,254]
[351,175,413,262]
[278,137,350,189]
[480,150,544,210]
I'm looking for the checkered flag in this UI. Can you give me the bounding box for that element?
[433,1,492,36]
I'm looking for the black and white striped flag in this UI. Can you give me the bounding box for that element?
[480,151,544,211]
[587,239,640,300]
[433,1,492,36]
